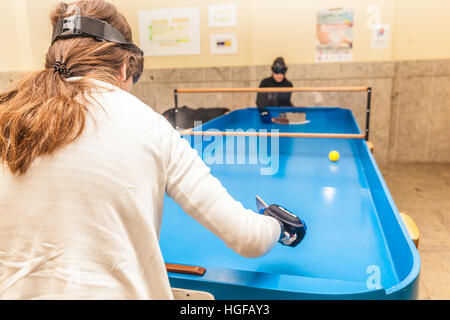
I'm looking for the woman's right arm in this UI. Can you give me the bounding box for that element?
[160,118,280,258]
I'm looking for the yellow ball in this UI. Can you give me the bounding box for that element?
[329,150,340,162]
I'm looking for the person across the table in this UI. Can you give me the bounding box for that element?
[256,57,294,124]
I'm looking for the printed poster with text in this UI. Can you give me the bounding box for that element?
[138,8,201,56]
[316,8,354,62]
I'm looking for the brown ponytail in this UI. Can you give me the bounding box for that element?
[0,0,142,175]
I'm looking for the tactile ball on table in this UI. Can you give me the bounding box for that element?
[329,150,340,162]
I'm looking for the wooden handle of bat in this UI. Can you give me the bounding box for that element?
[165,263,206,276]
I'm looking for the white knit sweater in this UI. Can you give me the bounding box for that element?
[0,78,280,299]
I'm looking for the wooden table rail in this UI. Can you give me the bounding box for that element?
[173,86,372,141]
[175,86,369,94]
[180,130,365,139]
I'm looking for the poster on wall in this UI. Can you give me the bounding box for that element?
[371,24,390,49]
[138,8,201,56]
[208,4,237,27]
[316,8,354,62]
[210,33,238,54]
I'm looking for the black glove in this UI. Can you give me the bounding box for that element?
[261,204,307,247]
[259,110,272,124]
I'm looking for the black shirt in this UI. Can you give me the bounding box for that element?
[256,77,294,112]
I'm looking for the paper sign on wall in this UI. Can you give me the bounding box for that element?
[371,24,390,49]
[208,4,237,27]
[316,8,354,62]
[210,33,238,54]
[138,8,201,56]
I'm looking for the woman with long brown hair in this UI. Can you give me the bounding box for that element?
[0,0,305,299]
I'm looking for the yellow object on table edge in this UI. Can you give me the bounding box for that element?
[367,141,374,153]
[400,212,420,249]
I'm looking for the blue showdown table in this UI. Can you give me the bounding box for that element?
[160,107,421,299]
